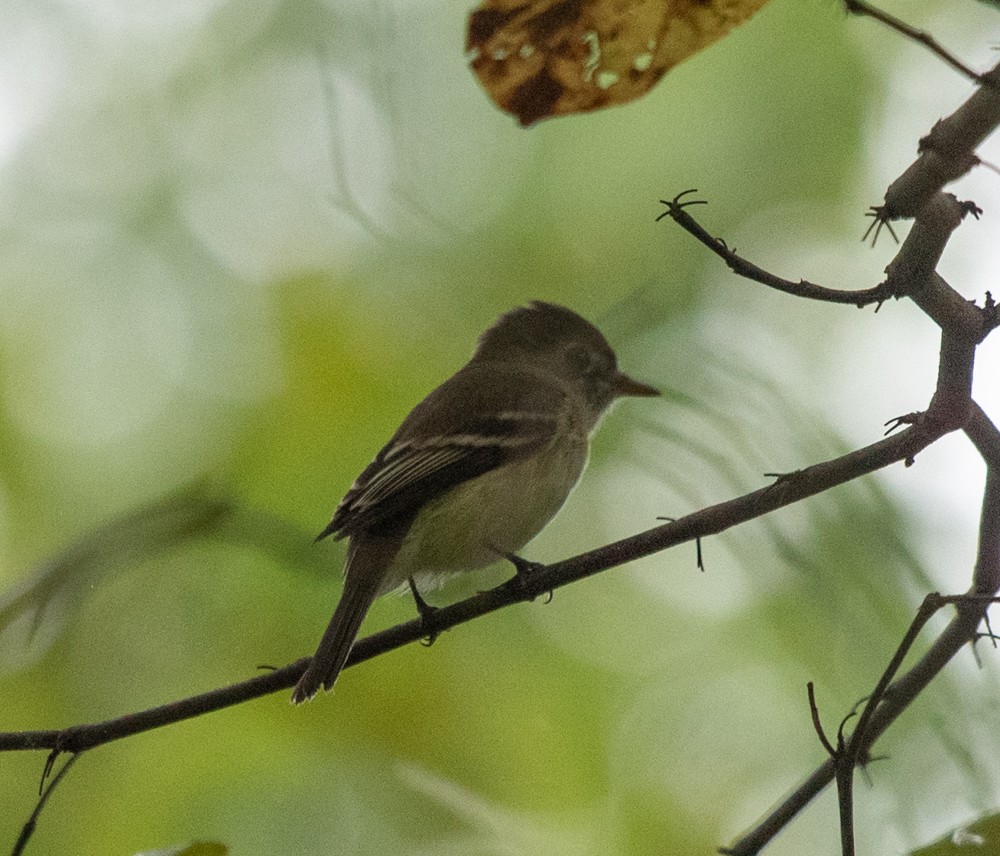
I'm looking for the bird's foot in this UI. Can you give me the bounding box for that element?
[408,577,440,646]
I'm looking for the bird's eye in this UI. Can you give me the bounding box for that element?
[565,342,614,377]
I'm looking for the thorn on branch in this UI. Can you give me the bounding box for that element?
[656,516,705,571]
[974,629,1000,649]
[763,469,803,486]
[884,412,923,435]
[857,757,886,788]
[983,291,1000,334]
[494,552,553,604]
[837,708,859,754]
[862,206,899,247]
[17,752,82,856]
[837,696,875,769]
[39,750,60,796]
[659,190,893,308]
[959,200,983,220]
[977,156,1000,178]
[655,189,708,222]
[980,610,998,648]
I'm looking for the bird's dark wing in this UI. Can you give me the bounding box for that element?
[317,365,565,541]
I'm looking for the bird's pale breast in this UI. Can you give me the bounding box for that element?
[376,429,589,594]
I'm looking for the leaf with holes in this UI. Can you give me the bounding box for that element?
[466,0,771,126]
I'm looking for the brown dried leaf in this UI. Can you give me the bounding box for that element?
[467,0,771,126]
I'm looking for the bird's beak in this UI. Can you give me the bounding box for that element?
[613,371,660,398]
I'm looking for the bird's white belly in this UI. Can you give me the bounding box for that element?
[378,438,588,594]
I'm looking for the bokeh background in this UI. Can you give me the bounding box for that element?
[2,0,1000,854]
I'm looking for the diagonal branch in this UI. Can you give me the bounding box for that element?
[844,0,984,83]
[0,412,960,756]
[723,404,1000,856]
[882,60,1000,219]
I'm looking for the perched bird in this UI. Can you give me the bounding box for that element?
[292,301,658,703]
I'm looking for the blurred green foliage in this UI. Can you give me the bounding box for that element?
[910,811,1000,854]
[1,0,1000,855]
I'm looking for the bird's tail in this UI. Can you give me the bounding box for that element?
[291,539,391,703]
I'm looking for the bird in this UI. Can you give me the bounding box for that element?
[291,301,658,703]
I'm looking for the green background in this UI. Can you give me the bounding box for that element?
[2,1,1000,854]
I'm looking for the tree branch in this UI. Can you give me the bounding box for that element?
[6,8,1000,855]
[882,60,1000,219]
[844,0,985,84]
[656,191,892,307]
[0,406,962,756]
[665,13,1000,848]
[722,404,1000,856]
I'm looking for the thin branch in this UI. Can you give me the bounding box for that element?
[11,752,81,856]
[660,13,997,852]
[657,192,892,307]
[659,190,992,353]
[661,157,992,854]
[723,404,1000,856]
[844,0,984,83]
[848,595,944,760]
[806,682,837,759]
[806,684,857,855]
[725,590,1000,855]
[834,737,855,856]
[0,413,960,755]
[965,405,1000,595]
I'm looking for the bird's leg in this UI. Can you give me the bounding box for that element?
[408,577,440,646]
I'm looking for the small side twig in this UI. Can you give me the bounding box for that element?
[847,594,948,757]
[657,192,892,308]
[12,752,81,856]
[861,205,898,247]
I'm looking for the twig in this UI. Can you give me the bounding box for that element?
[834,738,855,856]
[808,683,857,856]
[861,206,898,247]
[11,753,81,856]
[724,406,1000,855]
[848,594,945,759]
[844,0,984,83]
[657,192,892,308]
[807,682,836,758]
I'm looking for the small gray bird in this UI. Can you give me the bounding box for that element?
[292,301,658,703]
